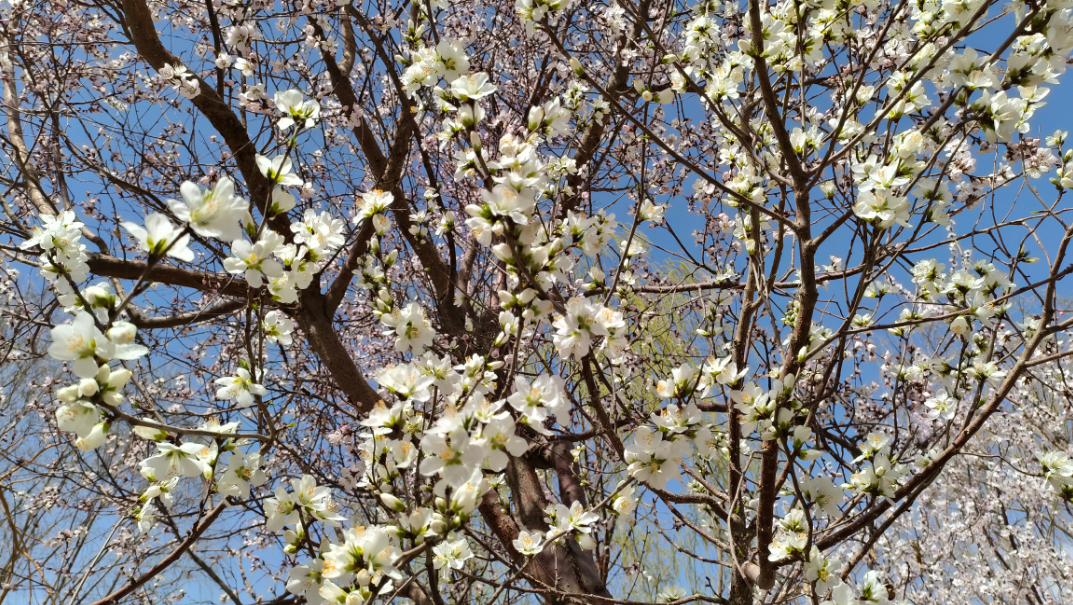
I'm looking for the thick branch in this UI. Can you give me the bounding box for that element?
[293,288,381,414]
[85,253,248,298]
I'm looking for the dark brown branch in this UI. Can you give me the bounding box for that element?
[128,300,245,329]
[85,253,248,298]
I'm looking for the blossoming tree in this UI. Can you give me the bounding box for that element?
[2,0,1073,603]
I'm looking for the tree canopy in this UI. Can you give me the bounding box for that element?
[2,0,1073,603]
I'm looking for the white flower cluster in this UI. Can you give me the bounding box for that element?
[818,569,892,605]
[134,420,266,532]
[20,210,91,308]
[655,357,746,401]
[514,0,573,35]
[623,403,715,490]
[551,297,628,361]
[274,477,413,603]
[770,511,894,603]
[1036,451,1073,502]
[671,0,1073,255]
[54,360,132,452]
[400,39,472,97]
[379,302,435,353]
[275,340,625,600]
[543,499,601,550]
[844,432,906,500]
[851,155,913,229]
[732,374,800,439]
[397,37,636,372]
[18,92,335,538]
[158,63,200,99]
[46,309,148,451]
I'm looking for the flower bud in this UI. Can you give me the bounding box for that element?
[270,187,296,215]
[133,425,169,441]
[78,378,99,397]
[108,321,137,345]
[75,422,110,452]
[527,106,544,131]
[380,493,405,511]
[820,181,835,198]
[108,367,133,387]
[492,243,514,262]
[57,384,81,403]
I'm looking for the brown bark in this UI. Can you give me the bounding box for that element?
[500,456,612,601]
[294,287,381,414]
[86,253,248,298]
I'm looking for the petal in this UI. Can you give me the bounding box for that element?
[255,155,273,176]
[121,221,148,245]
[179,181,203,206]
[168,236,195,262]
[113,343,148,360]
[73,357,100,379]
